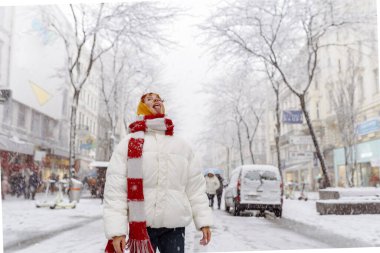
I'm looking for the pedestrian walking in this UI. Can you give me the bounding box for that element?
[1,175,10,200]
[29,171,40,200]
[205,173,220,209]
[215,174,224,210]
[23,168,31,199]
[103,93,212,253]
[49,173,56,194]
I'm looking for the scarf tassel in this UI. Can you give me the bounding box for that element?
[127,239,155,253]
[104,239,155,253]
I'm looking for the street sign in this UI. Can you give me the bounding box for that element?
[0,89,12,103]
[289,136,313,145]
[288,151,313,161]
[356,118,380,136]
[282,110,303,124]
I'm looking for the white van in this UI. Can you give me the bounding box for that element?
[224,164,283,217]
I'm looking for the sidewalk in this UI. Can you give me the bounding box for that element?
[282,192,380,247]
[2,191,103,251]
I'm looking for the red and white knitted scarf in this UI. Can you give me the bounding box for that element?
[105,114,174,253]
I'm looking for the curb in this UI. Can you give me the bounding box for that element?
[4,215,102,252]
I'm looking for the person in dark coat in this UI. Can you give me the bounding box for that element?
[29,171,40,200]
[215,174,224,210]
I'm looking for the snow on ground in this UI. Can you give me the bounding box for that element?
[2,191,102,251]
[2,190,380,253]
[320,187,380,197]
[283,198,380,246]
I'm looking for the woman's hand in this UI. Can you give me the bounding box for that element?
[112,235,126,253]
[200,226,211,245]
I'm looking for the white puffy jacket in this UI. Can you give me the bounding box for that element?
[103,130,212,239]
[205,175,220,195]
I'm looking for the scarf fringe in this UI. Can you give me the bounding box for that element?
[127,239,155,253]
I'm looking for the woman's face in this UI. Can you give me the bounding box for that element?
[143,94,163,114]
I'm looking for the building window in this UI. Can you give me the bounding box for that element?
[17,103,26,128]
[49,119,57,139]
[316,102,320,119]
[31,111,41,137]
[80,112,84,125]
[62,89,68,116]
[359,76,364,101]
[3,99,12,124]
[374,68,379,94]
[42,116,49,138]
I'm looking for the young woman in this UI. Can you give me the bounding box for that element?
[103,93,213,253]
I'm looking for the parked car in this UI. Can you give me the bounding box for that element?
[224,164,283,217]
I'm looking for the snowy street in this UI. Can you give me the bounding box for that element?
[2,191,380,252]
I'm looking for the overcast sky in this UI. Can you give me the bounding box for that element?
[155,0,222,144]
[1,0,224,146]
[3,0,380,148]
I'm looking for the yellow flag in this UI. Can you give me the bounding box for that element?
[30,81,51,105]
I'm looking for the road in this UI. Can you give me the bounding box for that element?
[7,208,355,253]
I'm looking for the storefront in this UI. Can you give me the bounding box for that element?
[41,154,70,181]
[283,161,312,190]
[0,135,36,176]
[334,139,380,187]
[0,150,37,175]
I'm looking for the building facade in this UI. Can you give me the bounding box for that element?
[0,5,108,182]
[266,0,379,189]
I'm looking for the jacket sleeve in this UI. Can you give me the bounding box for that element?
[185,152,213,230]
[103,137,129,239]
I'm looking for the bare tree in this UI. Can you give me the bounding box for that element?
[264,62,283,177]
[201,0,372,187]
[42,2,178,181]
[329,49,359,187]
[98,46,157,159]
[201,67,267,169]
[236,89,265,164]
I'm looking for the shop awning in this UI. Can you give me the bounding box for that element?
[89,161,109,169]
[0,135,34,155]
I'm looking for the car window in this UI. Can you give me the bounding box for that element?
[244,171,261,181]
[261,171,277,181]
[244,170,278,181]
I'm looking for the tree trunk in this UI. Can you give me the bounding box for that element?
[226,146,230,179]
[350,145,357,187]
[248,140,255,164]
[300,95,331,188]
[237,125,244,165]
[343,146,352,187]
[274,87,284,196]
[69,90,80,180]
